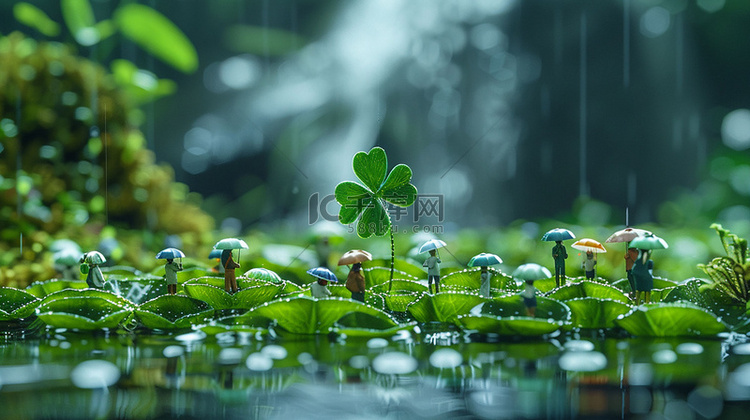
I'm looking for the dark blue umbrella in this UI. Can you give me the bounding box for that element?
[156,248,186,260]
[306,267,338,283]
[541,228,576,242]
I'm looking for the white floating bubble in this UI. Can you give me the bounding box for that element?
[429,348,463,369]
[372,352,418,375]
[218,348,243,365]
[246,352,273,372]
[722,109,750,151]
[71,360,120,389]
[558,351,607,372]
[367,338,389,349]
[733,343,750,355]
[349,355,370,369]
[175,331,206,343]
[652,349,678,364]
[260,345,288,360]
[163,345,184,358]
[563,340,595,352]
[676,343,703,355]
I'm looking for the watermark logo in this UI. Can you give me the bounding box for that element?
[308,192,445,234]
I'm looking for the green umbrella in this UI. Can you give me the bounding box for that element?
[214,238,249,250]
[243,267,282,284]
[512,263,551,282]
[467,253,503,267]
[629,235,668,250]
[83,251,106,265]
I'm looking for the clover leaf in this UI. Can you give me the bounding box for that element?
[335,147,417,238]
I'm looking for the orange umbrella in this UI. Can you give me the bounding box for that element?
[571,238,607,254]
[337,249,373,266]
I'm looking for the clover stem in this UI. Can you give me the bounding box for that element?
[388,214,395,294]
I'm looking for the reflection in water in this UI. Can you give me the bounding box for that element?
[0,330,749,418]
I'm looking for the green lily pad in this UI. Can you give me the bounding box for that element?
[611,277,677,293]
[385,292,422,312]
[365,259,425,276]
[663,278,750,332]
[103,277,167,304]
[407,291,487,324]
[362,266,419,288]
[299,283,352,299]
[135,295,213,329]
[26,279,88,298]
[457,313,565,336]
[563,297,632,329]
[333,321,420,338]
[615,302,728,337]
[475,295,571,321]
[370,279,426,294]
[547,281,630,303]
[233,296,398,335]
[183,277,283,310]
[35,290,133,330]
[441,268,516,292]
[0,287,41,320]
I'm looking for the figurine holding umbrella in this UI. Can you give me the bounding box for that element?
[338,249,372,302]
[629,234,668,305]
[468,252,503,297]
[419,239,447,294]
[605,227,652,296]
[571,238,606,280]
[513,263,552,317]
[542,228,575,287]
[80,251,106,289]
[307,267,338,298]
[156,248,185,295]
[214,238,249,294]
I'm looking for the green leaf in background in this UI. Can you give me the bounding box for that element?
[547,281,630,303]
[61,0,100,46]
[664,278,750,332]
[563,297,632,329]
[407,291,487,324]
[111,59,177,104]
[113,4,198,73]
[0,287,41,320]
[300,283,351,299]
[223,24,306,56]
[36,290,133,329]
[25,279,88,298]
[13,3,60,37]
[615,302,728,337]
[235,296,396,334]
[135,295,213,329]
[440,268,516,295]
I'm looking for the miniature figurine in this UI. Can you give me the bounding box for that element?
[307,266,338,299]
[338,249,372,302]
[520,280,537,317]
[345,262,366,302]
[479,266,491,297]
[423,249,442,294]
[552,241,568,287]
[582,251,596,280]
[221,249,240,294]
[632,249,654,305]
[624,247,639,297]
[311,278,332,298]
[164,258,183,295]
[80,251,105,288]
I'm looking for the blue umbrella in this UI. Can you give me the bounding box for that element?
[156,248,186,260]
[208,249,223,259]
[512,263,552,282]
[418,239,447,254]
[467,253,503,267]
[541,228,576,242]
[307,267,338,283]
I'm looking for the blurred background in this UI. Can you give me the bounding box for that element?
[2,0,750,283]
